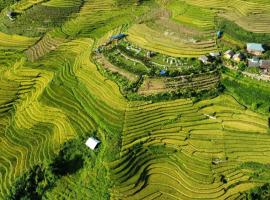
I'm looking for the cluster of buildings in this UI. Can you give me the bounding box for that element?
[246,43,270,74]
[199,43,270,74]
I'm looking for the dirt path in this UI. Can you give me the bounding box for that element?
[225,64,270,82]
[95,54,139,82]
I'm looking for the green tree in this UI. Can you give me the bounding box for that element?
[245,183,270,200]
[237,61,246,71]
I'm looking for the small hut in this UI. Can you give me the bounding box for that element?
[210,52,220,58]
[198,55,209,64]
[259,60,270,73]
[217,31,223,39]
[233,53,244,62]
[7,11,16,21]
[248,57,260,67]
[85,137,100,150]
[224,50,234,59]
[146,51,156,58]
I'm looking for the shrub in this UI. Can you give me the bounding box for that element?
[8,136,94,200]
[216,18,270,44]
[245,183,270,200]
[237,62,246,71]
[8,165,56,200]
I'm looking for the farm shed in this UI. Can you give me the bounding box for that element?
[85,137,100,150]
[260,60,270,73]
[199,55,209,64]
[210,52,220,57]
[233,53,244,62]
[247,43,265,55]
[224,50,234,59]
[146,51,156,58]
[248,57,260,67]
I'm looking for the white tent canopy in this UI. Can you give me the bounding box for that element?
[85,137,100,150]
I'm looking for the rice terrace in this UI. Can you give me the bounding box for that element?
[1,0,270,199]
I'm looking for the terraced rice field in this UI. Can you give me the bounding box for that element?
[25,34,65,61]
[110,95,270,199]
[0,38,127,198]
[139,71,220,95]
[0,31,38,68]
[166,0,216,31]
[0,31,37,49]
[42,0,83,8]
[55,0,149,38]
[11,0,48,12]
[127,24,218,57]
[180,0,270,33]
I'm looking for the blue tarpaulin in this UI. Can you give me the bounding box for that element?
[217,31,222,38]
[160,70,166,75]
[110,33,128,40]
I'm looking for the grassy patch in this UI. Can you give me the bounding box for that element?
[221,68,270,114]
[217,18,270,44]
[1,4,81,37]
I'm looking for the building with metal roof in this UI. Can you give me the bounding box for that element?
[248,57,260,67]
[224,50,234,59]
[210,52,220,57]
[233,53,244,62]
[247,43,265,55]
[259,60,270,73]
[85,137,100,150]
[198,55,209,64]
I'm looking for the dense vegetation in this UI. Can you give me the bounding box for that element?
[8,135,103,199]
[222,68,270,114]
[1,4,82,37]
[245,183,270,200]
[217,18,270,45]
[0,0,19,11]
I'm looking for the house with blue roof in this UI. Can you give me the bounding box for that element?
[247,43,265,55]
[110,33,128,41]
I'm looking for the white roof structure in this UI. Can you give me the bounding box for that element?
[204,114,217,120]
[210,52,220,57]
[199,55,209,64]
[85,137,100,150]
[247,43,265,52]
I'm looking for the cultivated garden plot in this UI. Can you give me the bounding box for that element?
[96,40,220,98]
[110,94,270,200]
